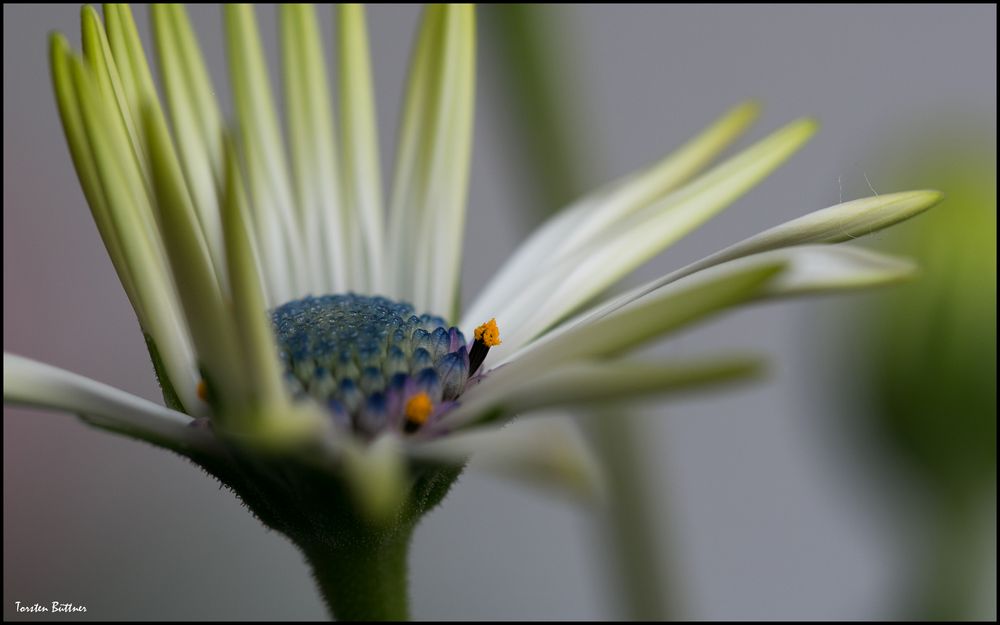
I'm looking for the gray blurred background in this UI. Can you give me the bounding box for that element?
[4,4,996,620]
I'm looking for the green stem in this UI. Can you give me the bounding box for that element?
[480,5,592,224]
[910,490,988,620]
[301,526,414,621]
[589,411,678,619]
[484,7,674,619]
[199,453,461,621]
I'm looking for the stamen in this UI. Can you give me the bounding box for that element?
[469,318,501,376]
[473,318,502,347]
[404,392,433,433]
[197,380,209,402]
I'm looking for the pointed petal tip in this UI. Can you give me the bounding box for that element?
[49,30,71,59]
[909,188,945,207]
[79,6,106,56]
[708,100,761,138]
[80,4,99,22]
[731,99,763,122]
[876,188,945,219]
[792,116,821,137]
[840,188,944,233]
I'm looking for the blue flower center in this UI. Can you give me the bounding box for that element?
[271,294,468,436]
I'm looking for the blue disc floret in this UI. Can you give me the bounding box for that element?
[271,294,470,437]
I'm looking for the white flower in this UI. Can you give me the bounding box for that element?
[6,3,938,540]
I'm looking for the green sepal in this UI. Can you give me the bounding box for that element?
[185,437,463,621]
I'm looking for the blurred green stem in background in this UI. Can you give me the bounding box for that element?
[586,411,679,619]
[915,492,988,620]
[482,6,676,619]
[481,4,593,222]
[846,123,996,619]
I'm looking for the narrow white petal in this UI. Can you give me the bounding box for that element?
[385,6,438,303]
[281,4,350,293]
[51,33,140,318]
[386,5,443,304]
[677,190,942,276]
[246,133,296,306]
[3,353,210,453]
[60,48,199,410]
[387,5,475,318]
[484,119,818,356]
[152,5,229,289]
[96,7,211,408]
[339,4,386,293]
[81,7,148,198]
[222,143,290,413]
[463,101,761,329]
[104,5,159,123]
[410,415,605,502]
[225,5,309,302]
[499,244,915,374]
[143,105,248,412]
[437,356,761,431]
[425,6,475,319]
[439,261,783,432]
[757,244,917,296]
[520,191,941,359]
[442,246,912,432]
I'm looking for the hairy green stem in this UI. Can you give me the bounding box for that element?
[302,526,414,621]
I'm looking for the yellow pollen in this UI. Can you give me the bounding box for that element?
[197,380,209,402]
[405,392,434,425]
[474,318,502,347]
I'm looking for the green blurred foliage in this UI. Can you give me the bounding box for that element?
[863,127,996,498]
[843,123,997,620]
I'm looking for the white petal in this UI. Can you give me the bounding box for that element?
[474,245,913,408]
[225,5,308,302]
[438,356,762,431]
[103,5,159,131]
[522,192,940,356]
[719,189,941,251]
[51,33,139,306]
[89,7,172,269]
[758,244,917,296]
[339,4,386,294]
[143,105,248,411]
[3,353,211,453]
[281,4,351,293]
[409,415,605,502]
[463,101,761,329]
[477,119,817,356]
[56,44,199,410]
[151,5,229,291]
[221,143,291,413]
[641,190,942,295]
[387,5,475,318]
[81,7,149,198]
